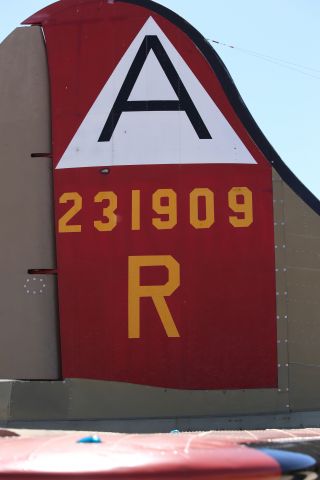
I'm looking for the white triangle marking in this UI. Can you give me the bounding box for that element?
[56,17,256,169]
[128,50,178,101]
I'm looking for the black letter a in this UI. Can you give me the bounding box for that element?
[98,35,212,142]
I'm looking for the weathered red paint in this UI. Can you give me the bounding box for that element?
[24,0,277,389]
[0,432,281,479]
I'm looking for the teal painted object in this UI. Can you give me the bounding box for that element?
[77,435,102,444]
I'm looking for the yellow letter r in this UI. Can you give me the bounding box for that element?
[128,255,180,339]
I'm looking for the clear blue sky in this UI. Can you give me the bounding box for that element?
[1,0,319,199]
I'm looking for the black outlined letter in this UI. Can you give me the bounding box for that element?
[98,35,212,142]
